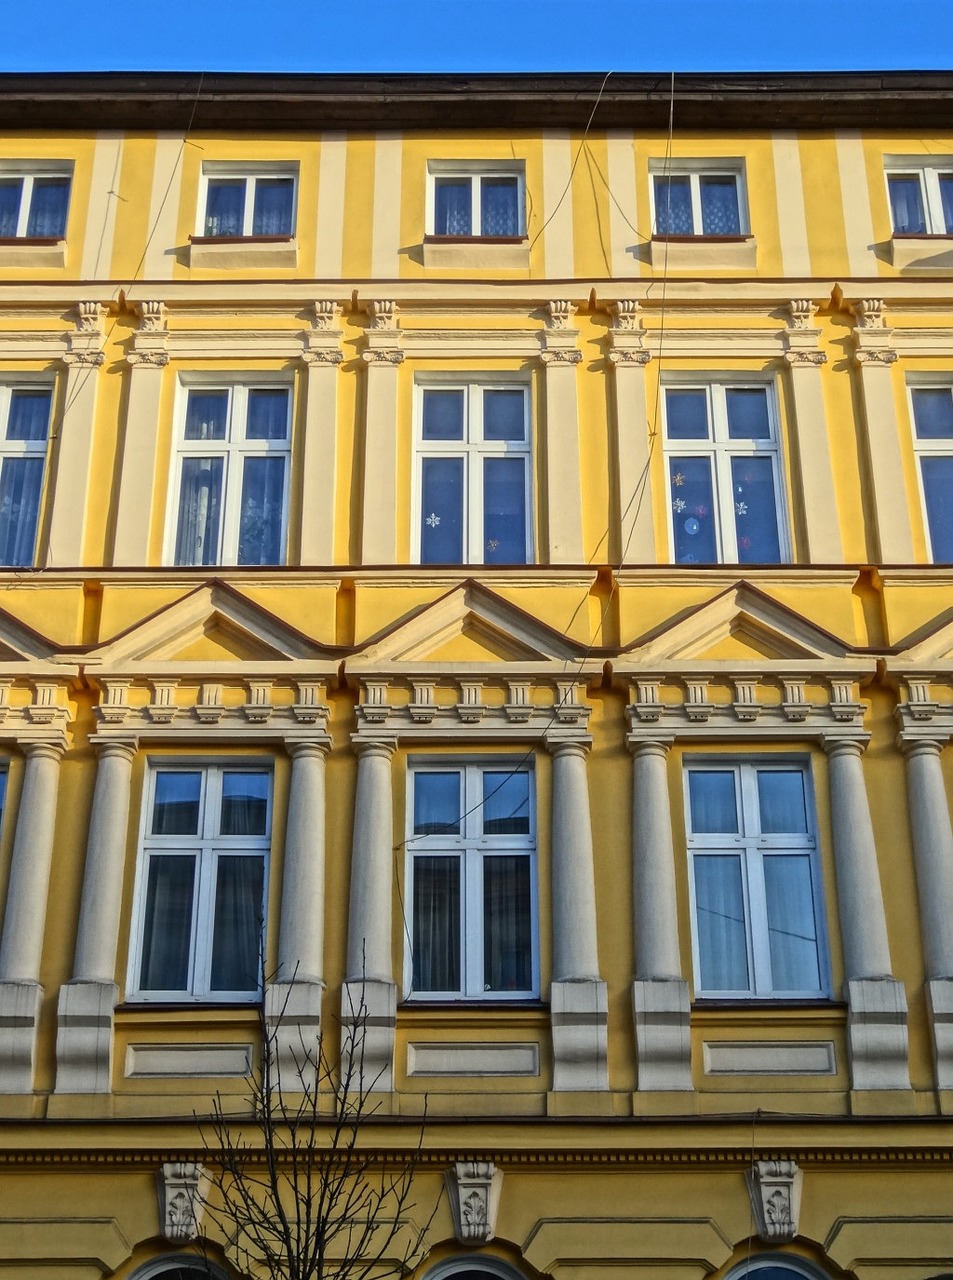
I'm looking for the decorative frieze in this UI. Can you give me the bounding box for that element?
[745,1159,803,1243]
[158,1161,209,1243]
[446,1161,503,1246]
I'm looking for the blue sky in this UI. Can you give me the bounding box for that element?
[2,0,953,73]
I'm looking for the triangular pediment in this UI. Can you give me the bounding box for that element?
[91,581,329,667]
[626,583,851,663]
[0,606,60,663]
[894,608,953,665]
[353,581,583,667]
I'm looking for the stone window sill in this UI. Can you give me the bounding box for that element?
[890,233,953,271]
[188,234,298,269]
[0,237,67,268]
[422,235,530,270]
[649,234,757,271]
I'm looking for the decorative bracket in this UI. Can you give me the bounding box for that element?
[446,1161,503,1245]
[158,1161,209,1242]
[745,1158,802,1243]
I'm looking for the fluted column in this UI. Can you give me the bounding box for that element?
[826,738,910,1091]
[901,738,953,1089]
[548,740,607,1093]
[0,741,65,1093]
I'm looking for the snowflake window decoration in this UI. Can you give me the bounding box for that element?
[735,501,748,516]
[672,472,686,487]
[672,498,687,513]
[425,512,441,528]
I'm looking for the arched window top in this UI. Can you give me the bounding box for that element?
[128,1258,231,1280]
[423,1257,527,1280]
[724,1259,831,1280]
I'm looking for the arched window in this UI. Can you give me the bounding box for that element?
[725,1259,831,1280]
[128,1258,232,1280]
[422,1257,526,1280]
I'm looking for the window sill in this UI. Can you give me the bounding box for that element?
[188,234,298,269]
[0,237,66,268]
[649,234,757,270]
[422,234,530,269]
[889,233,953,270]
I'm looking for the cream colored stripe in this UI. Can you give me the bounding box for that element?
[542,131,574,278]
[315,131,346,279]
[371,134,402,278]
[772,132,811,278]
[80,132,123,280]
[836,130,879,277]
[606,131,640,277]
[144,134,185,280]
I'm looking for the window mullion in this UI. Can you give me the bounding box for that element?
[924,168,943,233]
[689,174,704,234]
[471,177,481,236]
[242,177,255,236]
[16,176,32,237]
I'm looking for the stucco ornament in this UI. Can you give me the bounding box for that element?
[158,1161,210,1242]
[745,1158,802,1243]
[446,1161,503,1245]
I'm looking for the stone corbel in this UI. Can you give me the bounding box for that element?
[851,297,897,365]
[64,303,106,368]
[457,680,485,723]
[446,1161,503,1246]
[630,679,663,723]
[303,300,344,365]
[783,298,826,365]
[292,680,330,726]
[684,678,713,722]
[158,1161,210,1243]
[361,299,404,364]
[540,300,582,364]
[127,300,170,368]
[899,676,940,723]
[745,1159,802,1243]
[732,678,762,722]
[782,678,812,722]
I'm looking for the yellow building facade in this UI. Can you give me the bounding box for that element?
[0,70,951,1278]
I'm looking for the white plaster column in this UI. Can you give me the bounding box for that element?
[299,308,343,564]
[360,301,402,565]
[54,738,136,1094]
[826,737,910,1090]
[113,302,169,566]
[548,739,608,1092]
[630,739,691,1090]
[540,303,585,564]
[342,737,397,1091]
[608,302,655,564]
[901,737,953,1089]
[0,741,65,1092]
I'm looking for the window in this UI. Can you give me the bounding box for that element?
[0,384,52,566]
[427,163,524,238]
[0,165,71,239]
[198,164,297,239]
[407,760,537,1000]
[652,164,747,237]
[169,381,291,566]
[887,161,953,235]
[685,760,828,999]
[910,385,953,561]
[129,764,271,1001]
[415,381,531,565]
[663,382,787,565]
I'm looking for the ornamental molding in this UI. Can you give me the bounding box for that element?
[364,299,399,331]
[787,299,819,329]
[852,297,888,329]
[641,327,788,359]
[397,328,542,359]
[610,299,644,331]
[546,300,578,330]
[74,301,105,335]
[746,1159,802,1243]
[446,1161,503,1246]
[311,300,343,331]
[158,1161,209,1243]
[850,297,897,363]
[136,300,166,333]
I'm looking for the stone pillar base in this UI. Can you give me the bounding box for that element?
[551,979,608,1092]
[847,977,910,1090]
[265,980,324,1093]
[0,980,42,1093]
[926,976,953,1091]
[341,979,396,1094]
[633,977,692,1091]
[54,980,117,1094]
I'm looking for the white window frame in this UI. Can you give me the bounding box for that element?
[0,161,72,239]
[649,159,749,236]
[885,158,953,235]
[196,161,298,239]
[908,380,953,562]
[0,379,53,567]
[404,756,539,1002]
[684,757,830,1000]
[165,375,292,567]
[662,378,790,565]
[426,160,526,238]
[413,375,533,565]
[127,760,272,1003]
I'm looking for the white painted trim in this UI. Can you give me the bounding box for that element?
[144,135,185,280]
[541,131,574,278]
[371,134,402,278]
[315,132,346,278]
[81,133,123,280]
[772,133,811,277]
[835,131,879,277]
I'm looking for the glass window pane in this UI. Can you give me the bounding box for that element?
[139,855,195,990]
[484,855,532,992]
[484,457,527,564]
[912,388,953,439]
[888,175,926,233]
[483,389,526,441]
[670,456,718,564]
[152,771,202,835]
[184,391,229,441]
[238,456,285,565]
[420,457,464,563]
[422,389,465,440]
[482,771,530,835]
[220,772,269,836]
[481,177,520,236]
[699,175,741,234]
[726,387,771,439]
[434,179,471,236]
[7,389,52,442]
[940,174,953,233]
[764,854,821,991]
[666,389,710,440]
[412,855,461,992]
[245,388,290,440]
[204,179,245,236]
[0,179,21,237]
[921,455,953,561]
[413,771,461,835]
[0,458,43,566]
[252,178,294,236]
[693,854,749,991]
[688,770,739,833]
[26,178,69,237]
[757,770,808,834]
[210,855,264,991]
[654,175,693,234]
[174,456,223,566]
[730,455,782,564]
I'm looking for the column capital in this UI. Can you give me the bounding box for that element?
[823,736,867,759]
[627,737,674,759]
[545,738,590,760]
[89,737,138,762]
[21,740,66,763]
[352,736,398,760]
[286,739,331,761]
[899,736,946,759]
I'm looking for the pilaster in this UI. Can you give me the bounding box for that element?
[540,301,584,564]
[360,301,403,565]
[607,300,655,564]
[113,301,169,566]
[300,301,344,564]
